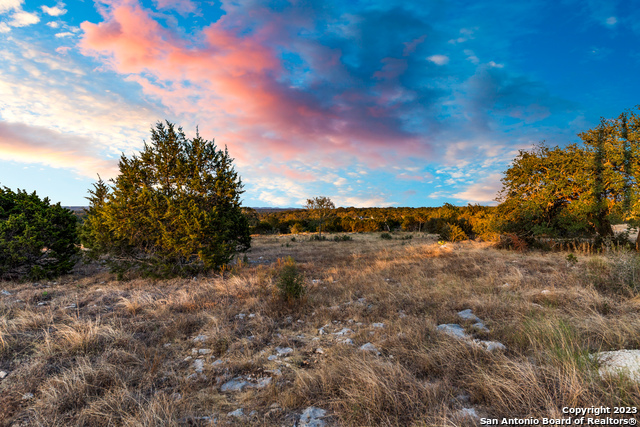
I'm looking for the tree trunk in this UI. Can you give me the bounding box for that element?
[636,228,640,251]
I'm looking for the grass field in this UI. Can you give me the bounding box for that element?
[1,232,639,426]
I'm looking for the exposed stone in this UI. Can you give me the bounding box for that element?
[1,290,11,296]
[318,324,330,335]
[22,393,34,400]
[193,335,208,343]
[359,342,380,355]
[437,324,470,340]
[372,323,385,328]
[457,309,481,323]
[457,407,479,420]
[471,321,490,333]
[227,408,244,418]
[193,359,204,373]
[478,340,506,352]
[315,347,325,354]
[332,328,352,336]
[235,313,246,320]
[221,378,251,392]
[0,371,7,379]
[300,406,327,427]
[276,346,294,356]
[198,348,212,355]
[221,376,272,392]
[596,349,640,382]
[268,355,278,361]
[339,338,354,345]
[212,359,224,366]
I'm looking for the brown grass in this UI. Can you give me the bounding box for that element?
[0,232,639,426]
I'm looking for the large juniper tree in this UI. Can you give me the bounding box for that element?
[82,121,250,277]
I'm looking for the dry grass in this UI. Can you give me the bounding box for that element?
[0,232,639,426]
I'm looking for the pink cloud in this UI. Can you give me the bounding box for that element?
[78,0,427,176]
[0,121,117,178]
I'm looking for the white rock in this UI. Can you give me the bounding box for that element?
[457,407,479,420]
[22,393,34,400]
[359,342,380,355]
[184,356,193,362]
[249,313,256,318]
[479,340,506,352]
[318,324,330,335]
[300,406,327,427]
[256,377,272,388]
[236,313,246,320]
[472,322,490,333]
[0,371,7,379]
[198,348,212,355]
[457,309,481,323]
[372,323,385,328]
[1,290,11,296]
[227,408,244,418]
[276,346,294,356]
[332,328,352,336]
[339,338,354,345]
[193,335,208,342]
[437,324,470,340]
[315,348,324,354]
[596,349,640,382]
[193,359,204,373]
[211,359,224,366]
[221,378,251,392]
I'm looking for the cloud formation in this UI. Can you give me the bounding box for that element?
[0,121,117,178]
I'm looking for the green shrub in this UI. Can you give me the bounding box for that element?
[276,257,305,301]
[333,235,353,241]
[0,187,79,281]
[81,121,250,278]
[380,232,393,240]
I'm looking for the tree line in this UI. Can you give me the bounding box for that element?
[1,107,639,280]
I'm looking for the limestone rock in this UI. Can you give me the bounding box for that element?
[437,324,470,339]
[596,349,640,382]
[300,406,327,427]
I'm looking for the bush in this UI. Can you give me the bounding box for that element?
[0,187,79,280]
[380,232,393,240]
[438,224,467,242]
[276,257,305,301]
[333,235,353,242]
[81,121,250,278]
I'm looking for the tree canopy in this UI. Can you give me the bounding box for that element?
[82,121,250,277]
[497,107,640,244]
[304,196,335,237]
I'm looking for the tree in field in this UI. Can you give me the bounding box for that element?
[304,196,335,237]
[0,187,78,280]
[497,106,640,242]
[82,121,251,277]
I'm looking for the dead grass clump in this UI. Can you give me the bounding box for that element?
[288,353,447,425]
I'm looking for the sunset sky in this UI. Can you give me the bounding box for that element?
[1,0,639,207]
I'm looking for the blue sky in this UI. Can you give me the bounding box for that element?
[0,0,638,207]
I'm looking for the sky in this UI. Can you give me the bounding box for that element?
[0,0,639,208]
